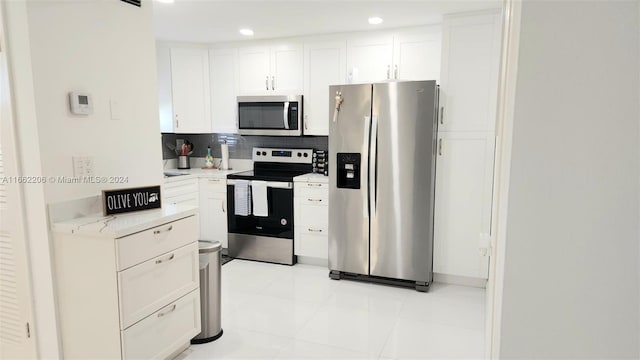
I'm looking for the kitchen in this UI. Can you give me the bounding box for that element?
[154,0,498,358]
[3,2,637,358]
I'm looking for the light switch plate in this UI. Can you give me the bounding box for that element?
[110,99,121,120]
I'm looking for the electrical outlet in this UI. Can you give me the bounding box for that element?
[73,156,94,177]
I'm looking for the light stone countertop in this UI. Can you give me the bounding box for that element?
[51,203,198,238]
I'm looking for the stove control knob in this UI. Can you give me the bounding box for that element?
[280,218,287,226]
[303,153,309,157]
[256,151,260,156]
[297,152,302,157]
[262,151,267,156]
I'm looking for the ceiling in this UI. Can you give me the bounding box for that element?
[153,0,502,44]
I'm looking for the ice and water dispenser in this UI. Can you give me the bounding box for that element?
[336,153,361,189]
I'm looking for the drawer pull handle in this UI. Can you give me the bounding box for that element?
[222,200,226,213]
[153,225,173,235]
[155,253,175,264]
[157,304,177,318]
[308,228,323,233]
[307,198,323,202]
[208,179,221,183]
[307,184,322,187]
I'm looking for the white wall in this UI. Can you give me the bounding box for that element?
[26,0,163,204]
[499,1,639,358]
[1,0,162,356]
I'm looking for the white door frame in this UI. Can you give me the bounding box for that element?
[0,2,37,358]
[485,0,522,358]
[0,1,61,357]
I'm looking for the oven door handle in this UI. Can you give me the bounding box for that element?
[283,101,290,130]
[227,180,293,189]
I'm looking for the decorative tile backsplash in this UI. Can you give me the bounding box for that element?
[161,133,328,160]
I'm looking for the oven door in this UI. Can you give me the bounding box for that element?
[237,95,302,136]
[227,180,295,264]
[226,181,294,238]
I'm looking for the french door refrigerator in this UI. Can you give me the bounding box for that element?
[328,81,439,292]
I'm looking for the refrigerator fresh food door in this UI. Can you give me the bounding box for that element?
[328,84,372,276]
[370,81,438,283]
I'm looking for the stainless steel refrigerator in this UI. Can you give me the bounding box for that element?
[328,81,438,292]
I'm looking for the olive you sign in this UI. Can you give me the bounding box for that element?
[102,186,161,215]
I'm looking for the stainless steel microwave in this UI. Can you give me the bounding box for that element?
[237,95,303,136]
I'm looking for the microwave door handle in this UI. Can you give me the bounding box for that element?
[283,101,290,130]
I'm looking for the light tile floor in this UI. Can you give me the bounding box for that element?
[183,260,485,360]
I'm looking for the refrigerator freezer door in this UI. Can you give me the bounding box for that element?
[370,81,438,283]
[328,84,372,276]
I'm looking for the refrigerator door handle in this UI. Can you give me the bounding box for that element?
[369,115,379,218]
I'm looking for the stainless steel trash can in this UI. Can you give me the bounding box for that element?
[191,240,223,344]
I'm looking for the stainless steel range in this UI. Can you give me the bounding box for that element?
[226,147,313,265]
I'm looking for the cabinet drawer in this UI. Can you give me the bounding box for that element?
[121,289,200,360]
[295,232,328,259]
[118,242,198,329]
[199,178,226,193]
[116,216,198,271]
[295,182,329,199]
[163,179,198,198]
[164,193,199,207]
[294,200,328,227]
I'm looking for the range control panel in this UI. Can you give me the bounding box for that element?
[252,147,313,164]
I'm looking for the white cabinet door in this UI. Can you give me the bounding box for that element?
[439,11,501,133]
[393,28,441,81]
[303,41,346,136]
[199,179,228,248]
[238,46,270,95]
[346,35,393,83]
[433,133,495,279]
[210,48,239,133]
[270,43,303,94]
[170,48,211,133]
[156,43,174,133]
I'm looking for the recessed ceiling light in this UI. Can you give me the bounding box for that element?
[368,17,384,25]
[239,28,254,36]
[156,0,174,3]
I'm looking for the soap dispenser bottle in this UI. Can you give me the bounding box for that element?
[205,146,215,168]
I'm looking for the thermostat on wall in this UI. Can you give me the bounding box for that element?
[69,92,93,115]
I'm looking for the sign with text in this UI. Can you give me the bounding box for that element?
[102,185,161,215]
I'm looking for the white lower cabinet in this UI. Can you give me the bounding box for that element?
[294,179,329,260]
[121,289,200,360]
[433,133,495,279]
[199,177,229,248]
[52,214,200,359]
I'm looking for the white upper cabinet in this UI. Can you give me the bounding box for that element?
[238,43,303,95]
[270,43,304,94]
[238,46,271,95]
[393,27,442,81]
[210,48,239,133]
[170,48,212,134]
[156,43,174,133]
[439,10,501,133]
[346,35,394,83]
[303,40,347,136]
